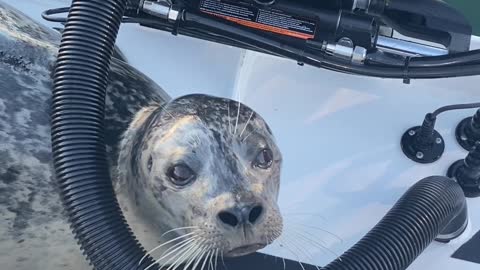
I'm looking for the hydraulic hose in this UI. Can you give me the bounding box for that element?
[322,176,467,270]
[51,0,159,269]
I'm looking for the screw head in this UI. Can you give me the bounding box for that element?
[416,152,424,159]
[408,130,416,136]
[436,138,443,144]
[461,135,468,141]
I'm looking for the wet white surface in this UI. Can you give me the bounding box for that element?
[4,0,480,269]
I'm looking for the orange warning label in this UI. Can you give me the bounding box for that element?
[199,0,316,40]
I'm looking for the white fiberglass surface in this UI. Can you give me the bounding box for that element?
[5,1,480,269]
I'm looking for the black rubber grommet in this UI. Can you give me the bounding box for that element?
[456,117,480,151]
[447,159,480,198]
[401,126,445,164]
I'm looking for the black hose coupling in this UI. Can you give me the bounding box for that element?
[401,113,445,163]
[448,141,480,198]
[456,109,480,151]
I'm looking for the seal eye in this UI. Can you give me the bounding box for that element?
[253,148,273,169]
[167,164,195,186]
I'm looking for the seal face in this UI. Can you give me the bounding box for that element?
[116,94,283,265]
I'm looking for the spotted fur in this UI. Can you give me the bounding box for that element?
[0,2,283,269]
[0,3,167,269]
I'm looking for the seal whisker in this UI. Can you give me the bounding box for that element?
[182,241,208,270]
[284,222,343,243]
[234,93,241,135]
[239,111,254,139]
[270,228,306,270]
[161,241,197,269]
[241,128,257,142]
[283,227,341,260]
[146,235,200,269]
[279,233,321,270]
[166,239,201,270]
[227,100,232,135]
[265,233,287,270]
[274,234,306,270]
[161,226,199,238]
[139,231,199,265]
[145,241,194,270]
[200,250,213,270]
[220,250,226,269]
[214,248,219,270]
[282,212,327,221]
[208,249,215,270]
[284,228,329,250]
[191,244,213,270]
[148,237,203,270]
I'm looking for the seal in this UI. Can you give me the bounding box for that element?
[0,2,283,270]
[115,94,283,268]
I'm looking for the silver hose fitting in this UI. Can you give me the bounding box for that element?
[322,37,367,64]
[142,0,179,21]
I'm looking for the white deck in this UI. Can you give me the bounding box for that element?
[7,0,480,269]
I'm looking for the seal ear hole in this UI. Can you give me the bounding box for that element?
[253,148,274,169]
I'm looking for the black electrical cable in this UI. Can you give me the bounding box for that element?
[411,101,480,142]
[410,50,480,68]
[367,49,480,68]
[432,102,480,118]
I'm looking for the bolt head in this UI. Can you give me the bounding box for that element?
[461,135,468,141]
[408,130,416,136]
[436,138,443,144]
[416,152,424,159]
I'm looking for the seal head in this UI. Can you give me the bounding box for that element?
[116,94,283,263]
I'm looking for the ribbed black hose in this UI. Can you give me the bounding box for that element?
[51,0,159,269]
[322,176,467,270]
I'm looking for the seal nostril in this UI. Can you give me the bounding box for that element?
[249,205,263,224]
[218,211,239,227]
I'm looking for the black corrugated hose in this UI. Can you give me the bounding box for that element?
[322,176,467,270]
[51,0,159,269]
[49,1,467,270]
